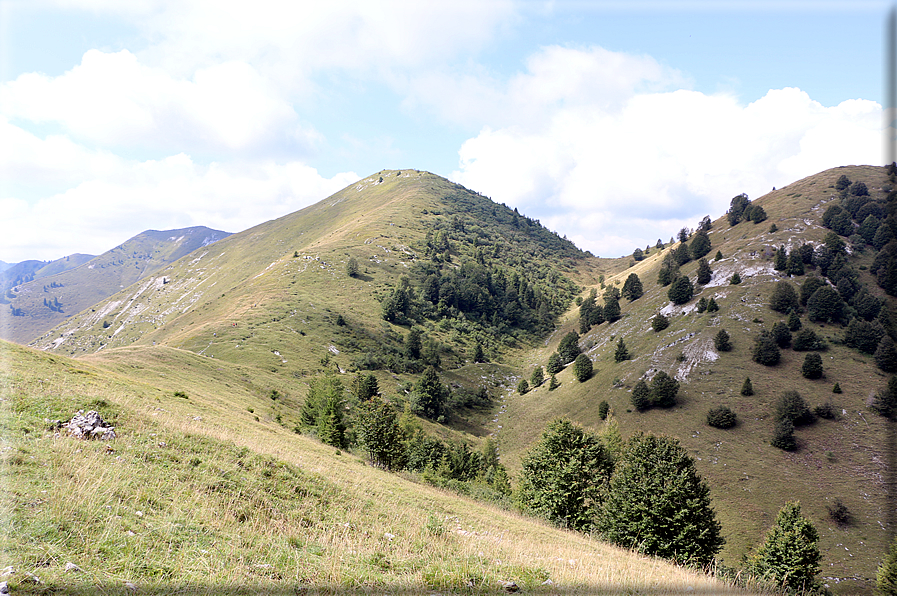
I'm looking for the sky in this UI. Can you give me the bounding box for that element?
[0,0,891,263]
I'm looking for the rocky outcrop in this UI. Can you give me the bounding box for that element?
[63,410,116,440]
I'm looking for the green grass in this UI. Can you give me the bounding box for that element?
[1,341,759,595]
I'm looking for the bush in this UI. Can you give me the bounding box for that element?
[706,405,737,429]
[776,390,814,426]
[792,328,825,351]
[752,332,781,366]
[651,313,670,332]
[598,433,724,566]
[573,354,593,382]
[814,402,836,419]
[748,502,821,593]
[668,276,694,305]
[714,329,732,352]
[518,419,614,531]
[801,353,824,379]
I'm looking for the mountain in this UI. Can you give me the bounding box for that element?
[14,166,897,593]
[0,254,95,292]
[0,226,230,344]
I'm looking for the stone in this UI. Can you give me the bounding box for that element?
[64,562,82,573]
[63,410,116,440]
[0,581,8,594]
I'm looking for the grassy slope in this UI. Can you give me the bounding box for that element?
[0,340,756,595]
[1,227,230,345]
[15,166,894,593]
[496,165,894,594]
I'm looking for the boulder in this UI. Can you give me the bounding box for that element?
[63,410,116,440]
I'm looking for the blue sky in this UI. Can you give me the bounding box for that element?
[0,1,889,262]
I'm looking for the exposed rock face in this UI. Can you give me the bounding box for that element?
[63,410,116,440]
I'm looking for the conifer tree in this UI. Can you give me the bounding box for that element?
[715,250,724,261]
[518,419,614,531]
[668,276,694,305]
[598,400,610,420]
[749,501,821,593]
[774,246,788,271]
[356,397,405,470]
[714,329,732,352]
[877,536,897,596]
[530,366,545,388]
[730,271,742,285]
[573,354,593,382]
[707,296,719,312]
[652,313,670,331]
[558,331,581,364]
[801,353,824,379]
[598,433,724,566]
[413,366,446,419]
[631,380,651,411]
[787,309,802,331]
[603,295,622,322]
[650,371,679,408]
[548,374,560,391]
[472,342,485,363]
[621,273,644,301]
[696,258,712,285]
[517,378,530,395]
[741,377,754,396]
[614,336,630,362]
[696,297,708,313]
[546,352,563,374]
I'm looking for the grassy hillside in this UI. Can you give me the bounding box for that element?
[0,340,760,594]
[16,165,897,594]
[496,165,895,594]
[1,227,230,344]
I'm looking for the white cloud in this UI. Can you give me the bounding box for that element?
[0,122,358,261]
[1,49,316,156]
[450,46,882,257]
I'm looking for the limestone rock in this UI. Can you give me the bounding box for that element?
[63,410,116,440]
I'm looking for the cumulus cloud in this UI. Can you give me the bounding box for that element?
[1,50,317,157]
[0,125,358,261]
[450,46,881,257]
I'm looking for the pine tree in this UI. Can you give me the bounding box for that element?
[877,536,897,596]
[558,331,581,364]
[346,256,359,277]
[801,353,824,379]
[769,281,799,313]
[518,419,614,531]
[715,250,724,261]
[598,433,724,566]
[603,296,622,322]
[696,258,712,285]
[356,397,405,469]
[621,273,644,301]
[875,336,897,373]
[598,400,610,420]
[614,337,630,362]
[749,501,821,593]
[668,276,694,305]
[548,374,560,391]
[741,377,754,396]
[413,366,446,419]
[530,366,545,387]
[752,332,781,366]
[707,296,719,312]
[631,380,651,411]
[472,342,485,363]
[546,352,563,374]
[650,371,679,408]
[730,271,742,285]
[573,354,593,382]
[714,329,732,352]
[771,418,797,451]
[517,378,530,395]
[318,394,348,449]
[696,297,708,313]
[832,382,842,394]
[774,245,788,271]
[787,309,802,331]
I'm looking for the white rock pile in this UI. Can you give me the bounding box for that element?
[63,410,116,440]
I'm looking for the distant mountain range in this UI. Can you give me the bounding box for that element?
[0,226,230,344]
